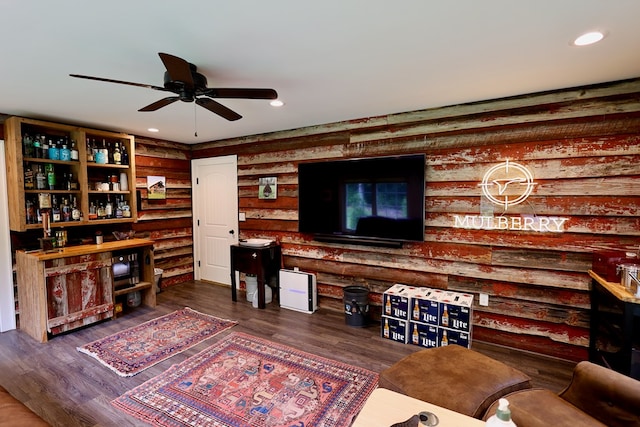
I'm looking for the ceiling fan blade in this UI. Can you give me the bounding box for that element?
[139,97,180,112]
[69,74,167,92]
[196,98,242,121]
[203,88,278,100]
[158,53,194,89]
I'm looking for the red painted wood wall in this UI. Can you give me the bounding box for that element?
[190,78,640,361]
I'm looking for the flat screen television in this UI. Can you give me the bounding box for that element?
[298,154,425,247]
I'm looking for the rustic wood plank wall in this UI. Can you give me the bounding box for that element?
[130,137,194,288]
[191,78,640,361]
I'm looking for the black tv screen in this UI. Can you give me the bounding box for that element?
[298,154,425,247]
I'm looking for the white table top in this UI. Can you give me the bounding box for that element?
[352,388,485,427]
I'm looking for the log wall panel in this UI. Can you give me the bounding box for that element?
[131,137,194,288]
[192,78,640,362]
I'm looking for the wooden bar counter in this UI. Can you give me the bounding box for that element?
[16,238,155,342]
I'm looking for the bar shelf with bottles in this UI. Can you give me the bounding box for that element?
[3,116,137,232]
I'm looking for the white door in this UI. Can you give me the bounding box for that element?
[0,140,16,332]
[192,155,238,284]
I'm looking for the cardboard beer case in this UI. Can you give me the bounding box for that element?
[381,316,409,344]
[409,321,439,348]
[410,288,444,326]
[438,291,474,333]
[439,327,472,348]
[382,284,418,320]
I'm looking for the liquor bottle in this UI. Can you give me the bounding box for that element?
[47,138,59,160]
[42,138,49,159]
[442,304,449,327]
[46,163,56,190]
[60,139,71,161]
[86,138,95,162]
[113,142,122,165]
[105,195,113,219]
[71,197,81,221]
[24,163,35,190]
[121,197,131,218]
[101,139,109,164]
[62,198,71,222]
[67,172,79,191]
[70,139,79,161]
[33,134,42,158]
[52,195,61,222]
[97,202,106,219]
[121,144,129,165]
[36,165,47,190]
[115,195,123,218]
[89,201,97,220]
[22,133,34,157]
[26,199,36,224]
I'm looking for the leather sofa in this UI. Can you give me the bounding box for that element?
[379,345,640,427]
[0,385,50,426]
[483,360,640,427]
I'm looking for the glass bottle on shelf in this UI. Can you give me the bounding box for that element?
[97,202,106,219]
[122,197,131,218]
[62,198,71,222]
[105,195,113,219]
[60,139,71,161]
[36,165,47,190]
[51,195,61,222]
[86,138,95,162]
[121,144,129,165]
[113,142,122,165]
[22,133,33,157]
[70,139,79,161]
[115,196,123,218]
[47,138,59,160]
[24,163,34,190]
[26,199,36,224]
[46,164,56,190]
[33,134,42,158]
[89,201,97,220]
[71,197,81,221]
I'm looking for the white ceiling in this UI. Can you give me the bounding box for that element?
[2,1,639,144]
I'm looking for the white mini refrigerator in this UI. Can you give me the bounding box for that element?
[279,269,317,314]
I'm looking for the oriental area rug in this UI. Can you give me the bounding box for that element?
[78,307,237,377]
[112,332,379,427]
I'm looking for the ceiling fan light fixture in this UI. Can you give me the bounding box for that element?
[270,99,284,107]
[573,31,605,46]
[148,128,159,133]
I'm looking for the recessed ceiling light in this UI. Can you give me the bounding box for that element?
[573,31,605,46]
[270,99,284,107]
[148,128,159,133]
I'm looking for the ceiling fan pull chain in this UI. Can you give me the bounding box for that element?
[194,102,198,137]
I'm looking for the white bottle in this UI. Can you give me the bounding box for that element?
[486,398,517,427]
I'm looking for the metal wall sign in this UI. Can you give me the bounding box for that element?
[453,160,567,233]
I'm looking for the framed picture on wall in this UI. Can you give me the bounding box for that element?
[259,177,277,200]
[147,176,166,200]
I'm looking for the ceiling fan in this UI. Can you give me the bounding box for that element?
[70,52,278,121]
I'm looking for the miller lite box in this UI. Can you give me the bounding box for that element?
[382,284,418,320]
[410,288,444,326]
[381,316,409,344]
[409,321,439,348]
[438,291,473,333]
[439,328,471,348]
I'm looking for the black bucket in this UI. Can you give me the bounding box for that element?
[344,286,369,327]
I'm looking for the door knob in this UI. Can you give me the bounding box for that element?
[229,229,235,235]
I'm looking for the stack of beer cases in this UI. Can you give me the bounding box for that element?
[382,284,474,349]
[381,284,418,343]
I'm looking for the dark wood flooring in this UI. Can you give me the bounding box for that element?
[0,281,576,426]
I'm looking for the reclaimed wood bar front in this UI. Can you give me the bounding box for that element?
[16,238,155,342]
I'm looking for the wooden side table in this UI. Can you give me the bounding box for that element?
[230,243,281,309]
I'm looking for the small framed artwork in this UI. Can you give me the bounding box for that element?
[259,177,277,200]
[147,176,166,200]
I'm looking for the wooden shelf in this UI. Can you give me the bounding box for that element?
[3,116,138,232]
[114,281,152,297]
